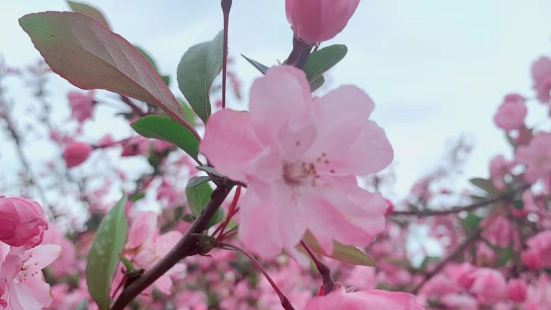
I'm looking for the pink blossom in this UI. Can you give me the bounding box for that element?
[507,279,527,303]
[304,287,423,310]
[62,142,93,168]
[285,0,360,44]
[493,94,527,131]
[41,226,77,277]
[201,66,393,257]
[531,56,551,103]
[67,90,95,123]
[440,293,478,310]
[125,211,186,295]
[522,230,551,270]
[523,275,551,309]
[0,197,48,249]
[482,215,518,248]
[0,242,61,309]
[516,132,551,183]
[469,268,506,305]
[489,155,510,190]
[120,137,149,157]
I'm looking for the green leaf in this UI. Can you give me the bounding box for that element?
[196,165,225,178]
[302,231,375,266]
[309,76,326,92]
[496,248,512,267]
[177,31,223,123]
[179,98,197,125]
[86,196,128,310]
[185,178,223,227]
[241,54,269,75]
[67,0,110,28]
[19,12,191,129]
[463,212,482,234]
[469,178,498,196]
[303,44,347,91]
[187,175,211,188]
[131,115,199,161]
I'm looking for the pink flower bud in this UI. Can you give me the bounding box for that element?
[285,0,360,44]
[0,197,48,248]
[63,142,92,168]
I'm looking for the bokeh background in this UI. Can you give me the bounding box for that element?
[1,0,551,196]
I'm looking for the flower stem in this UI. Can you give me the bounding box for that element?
[300,241,335,295]
[219,242,296,310]
[214,185,241,239]
[221,0,232,109]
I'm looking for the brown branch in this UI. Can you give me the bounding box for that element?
[111,182,233,310]
[411,228,482,294]
[393,184,530,217]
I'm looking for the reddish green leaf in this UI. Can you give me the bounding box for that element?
[302,231,375,266]
[19,12,190,130]
[67,0,110,29]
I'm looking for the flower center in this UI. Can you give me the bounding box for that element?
[283,153,332,187]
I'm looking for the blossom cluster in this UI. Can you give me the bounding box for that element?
[0,0,551,309]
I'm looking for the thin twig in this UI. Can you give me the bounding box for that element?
[393,184,530,217]
[411,228,482,294]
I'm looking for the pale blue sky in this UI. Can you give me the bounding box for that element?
[1,0,551,196]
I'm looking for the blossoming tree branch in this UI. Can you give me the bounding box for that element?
[1,0,550,309]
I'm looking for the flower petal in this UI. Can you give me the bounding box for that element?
[238,182,305,258]
[249,66,313,146]
[306,86,393,175]
[201,110,264,182]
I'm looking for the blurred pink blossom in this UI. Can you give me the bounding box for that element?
[493,94,527,131]
[68,90,95,124]
[62,142,92,168]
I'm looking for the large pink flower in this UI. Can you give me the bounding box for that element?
[286,0,360,44]
[0,197,48,249]
[0,242,61,310]
[304,287,422,310]
[201,66,393,257]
